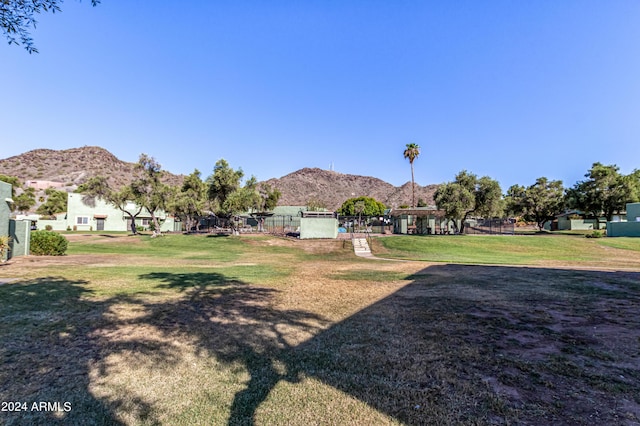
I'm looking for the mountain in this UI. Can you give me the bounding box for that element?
[0,147,437,209]
[0,146,184,190]
[264,168,438,210]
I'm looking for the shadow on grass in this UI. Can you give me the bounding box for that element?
[3,266,640,425]
[135,272,327,424]
[0,277,126,425]
[133,266,640,424]
[293,265,640,425]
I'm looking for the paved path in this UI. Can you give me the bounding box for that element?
[351,235,405,261]
[352,236,373,258]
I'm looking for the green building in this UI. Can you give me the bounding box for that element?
[607,203,640,237]
[35,193,182,232]
[389,207,457,234]
[1,181,31,260]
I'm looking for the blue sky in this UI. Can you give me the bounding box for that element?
[1,1,639,190]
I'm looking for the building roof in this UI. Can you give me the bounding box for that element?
[388,207,444,217]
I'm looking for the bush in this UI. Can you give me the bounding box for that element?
[30,231,68,256]
[586,230,605,239]
[0,235,12,262]
[45,225,53,231]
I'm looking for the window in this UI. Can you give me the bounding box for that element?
[76,216,89,225]
[141,219,150,226]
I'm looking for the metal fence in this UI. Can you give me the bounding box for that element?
[464,219,515,235]
[337,215,391,234]
[262,215,301,235]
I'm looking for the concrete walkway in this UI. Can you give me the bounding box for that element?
[350,234,408,261]
[352,235,373,258]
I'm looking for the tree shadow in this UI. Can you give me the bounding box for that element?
[129,266,640,424]
[4,265,639,424]
[0,277,127,425]
[293,264,640,424]
[133,272,328,425]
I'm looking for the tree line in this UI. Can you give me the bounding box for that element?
[2,157,638,234]
[434,163,640,232]
[333,161,640,234]
[2,154,280,236]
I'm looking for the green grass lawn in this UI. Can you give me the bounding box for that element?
[374,234,640,266]
[1,233,639,425]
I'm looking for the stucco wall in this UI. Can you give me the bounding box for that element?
[300,217,338,239]
[8,219,30,258]
[607,203,640,237]
[627,203,640,221]
[607,222,640,237]
[557,217,596,230]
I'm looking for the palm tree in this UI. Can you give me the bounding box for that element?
[403,143,421,208]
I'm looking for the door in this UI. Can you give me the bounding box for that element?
[96,218,105,231]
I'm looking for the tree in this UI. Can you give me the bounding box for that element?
[337,196,386,217]
[206,159,261,235]
[1,0,100,54]
[13,187,36,213]
[403,143,421,208]
[167,169,207,233]
[567,163,640,223]
[434,170,503,233]
[257,183,281,212]
[207,159,244,211]
[0,235,11,262]
[35,188,67,217]
[76,176,144,235]
[506,177,565,231]
[306,196,328,212]
[133,154,170,236]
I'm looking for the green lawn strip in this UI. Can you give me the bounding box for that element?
[12,265,292,298]
[376,235,613,264]
[596,237,640,252]
[329,270,411,282]
[66,234,249,261]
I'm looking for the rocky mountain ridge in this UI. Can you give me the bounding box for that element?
[0,146,437,209]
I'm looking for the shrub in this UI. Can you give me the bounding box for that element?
[30,231,68,256]
[67,226,72,231]
[586,230,604,239]
[0,235,12,262]
[45,225,53,231]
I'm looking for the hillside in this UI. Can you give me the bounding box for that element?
[0,147,437,210]
[0,146,184,190]
[264,168,438,210]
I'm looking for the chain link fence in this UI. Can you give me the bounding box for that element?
[464,219,515,235]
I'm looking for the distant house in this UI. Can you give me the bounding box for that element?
[32,193,182,233]
[607,203,640,237]
[546,211,605,231]
[25,180,66,190]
